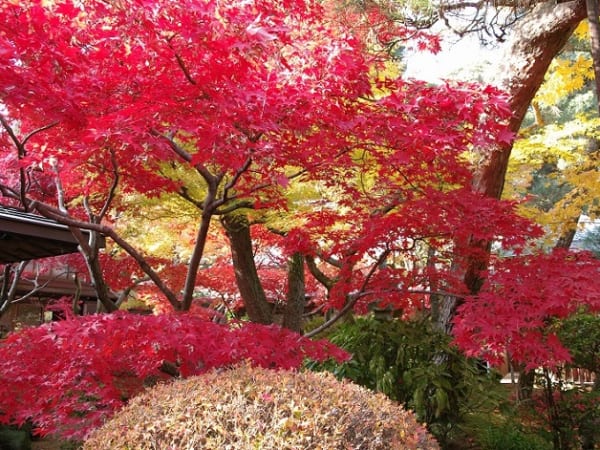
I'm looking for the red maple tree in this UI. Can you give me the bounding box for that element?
[0,311,347,438]
[454,249,600,370]
[0,0,512,314]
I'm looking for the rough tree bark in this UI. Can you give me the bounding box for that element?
[221,213,273,325]
[587,0,600,115]
[433,0,587,334]
[69,227,118,313]
[282,252,306,333]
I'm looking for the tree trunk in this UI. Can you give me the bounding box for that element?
[84,252,117,313]
[555,215,581,249]
[69,227,118,313]
[221,213,273,324]
[587,0,600,115]
[0,264,11,318]
[282,252,306,333]
[434,0,587,333]
[517,369,536,401]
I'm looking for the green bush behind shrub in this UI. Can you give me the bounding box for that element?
[306,315,504,445]
[475,422,551,450]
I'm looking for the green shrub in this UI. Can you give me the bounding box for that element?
[476,423,551,450]
[0,425,31,450]
[83,364,439,449]
[529,312,600,449]
[555,312,600,383]
[307,315,503,445]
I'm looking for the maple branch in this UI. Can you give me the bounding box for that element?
[347,287,456,300]
[212,145,356,213]
[165,35,198,86]
[180,167,224,309]
[174,52,197,85]
[214,200,254,215]
[370,192,404,217]
[0,115,29,207]
[223,145,356,205]
[0,184,20,200]
[153,130,216,183]
[29,201,182,310]
[233,124,263,143]
[0,114,24,156]
[316,251,342,269]
[305,255,335,291]
[151,129,192,161]
[47,159,114,311]
[0,265,11,303]
[181,210,213,310]
[213,157,254,211]
[50,159,68,214]
[114,276,151,308]
[178,186,204,209]
[96,149,120,222]
[305,249,390,338]
[0,117,60,208]
[0,262,29,317]
[21,121,59,147]
[222,157,253,198]
[9,272,61,304]
[81,198,97,252]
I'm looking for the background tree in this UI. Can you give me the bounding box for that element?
[505,22,600,249]
[338,0,592,332]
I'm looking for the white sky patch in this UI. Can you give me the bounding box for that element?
[404,32,500,84]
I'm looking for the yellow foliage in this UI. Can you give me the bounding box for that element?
[534,20,591,106]
[369,60,402,98]
[114,192,224,262]
[536,55,593,106]
[573,21,590,42]
[507,108,600,245]
[534,19,593,108]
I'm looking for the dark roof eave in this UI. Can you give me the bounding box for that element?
[0,205,106,263]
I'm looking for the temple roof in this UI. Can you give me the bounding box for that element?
[0,205,103,263]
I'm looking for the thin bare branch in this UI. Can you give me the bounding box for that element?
[305,249,390,338]
[0,115,24,155]
[2,262,29,312]
[22,121,59,147]
[50,160,69,214]
[29,200,182,309]
[97,149,120,221]
[9,268,67,305]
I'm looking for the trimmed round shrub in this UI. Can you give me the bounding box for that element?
[84,365,439,449]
